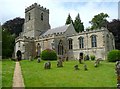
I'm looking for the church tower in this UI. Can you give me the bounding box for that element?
[23,3,50,37]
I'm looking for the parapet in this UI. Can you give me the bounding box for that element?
[25,3,49,13]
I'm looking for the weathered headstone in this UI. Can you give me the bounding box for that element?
[29,56,32,61]
[94,58,101,67]
[85,55,89,61]
[84,64,88,71]
[44,61,51,69]
[37,57,41,63]
[57,59,63,67]
[115,61,120,89]
[74,65,79,70]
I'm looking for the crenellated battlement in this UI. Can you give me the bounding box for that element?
[25,3,49,13]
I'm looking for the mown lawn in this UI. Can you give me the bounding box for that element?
[20,60,116,87]
[2,60,15,87]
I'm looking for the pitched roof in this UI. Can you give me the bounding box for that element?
[42,24,70,36]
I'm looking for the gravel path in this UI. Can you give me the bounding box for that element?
[12,62,25,88]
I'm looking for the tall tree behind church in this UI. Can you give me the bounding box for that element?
[89,13,109,30]
[65,14,73,25]
[74,13,84,33]
[107,19,120,50]
[2,17,24,37]
[2,17,24,58]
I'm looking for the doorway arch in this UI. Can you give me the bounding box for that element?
[16,50,22,61]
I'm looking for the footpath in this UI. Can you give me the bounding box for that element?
[12,62,25,89]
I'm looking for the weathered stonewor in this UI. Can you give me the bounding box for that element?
[115,61,120,89]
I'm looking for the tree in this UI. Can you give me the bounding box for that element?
[107,19,120,50]
[2,29,15,58]
[2,17,24,37]
[74,13,84,33]
[65,13,73,25]
[89,13,109,30]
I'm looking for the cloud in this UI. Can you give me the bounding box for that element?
[0,0,118,29]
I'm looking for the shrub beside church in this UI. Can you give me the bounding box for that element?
[40,49,57,60]
[107,50,120,62]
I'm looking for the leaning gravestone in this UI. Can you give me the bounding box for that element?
[74,65,79,70]
[57,59,63,67]
[115,61,120,89]
[94,58,101,67]
[44,61,51,69]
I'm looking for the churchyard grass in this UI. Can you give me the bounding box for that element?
[20,60,116,87]
[2,60,15,87]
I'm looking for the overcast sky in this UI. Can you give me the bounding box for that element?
[0,0,119,29]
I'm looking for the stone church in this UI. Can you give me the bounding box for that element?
[15,3,115,60]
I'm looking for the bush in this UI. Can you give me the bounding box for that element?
[40,49,57,60]
[90,55,95,61]
[107,50,120,62]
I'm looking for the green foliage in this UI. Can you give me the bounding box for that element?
[107,50,120,62]
[90,55,95,60]
[2,17,24,37]
[107,19,120,50]
[74,13,84,33]
[65,13,73,25]
[2,30,15,58]
[40,49,57,60]
[89,13,109,30]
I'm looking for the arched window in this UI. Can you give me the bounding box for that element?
[78,37,84,48]
[28,12,31,21]
[68,38,73,50]
[58,40,63,55]
[41,13,43,21]
[91,35,97,47]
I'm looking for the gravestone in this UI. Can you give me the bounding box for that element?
[29,56,32,61]
[85,55,89,60]
[94,58,101,67]
[115,61,120,89]
[37,57,41,63]
[57,59,63,67]
[44,61,51,69]
[74,65,79,70]
[84,64,88,71]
